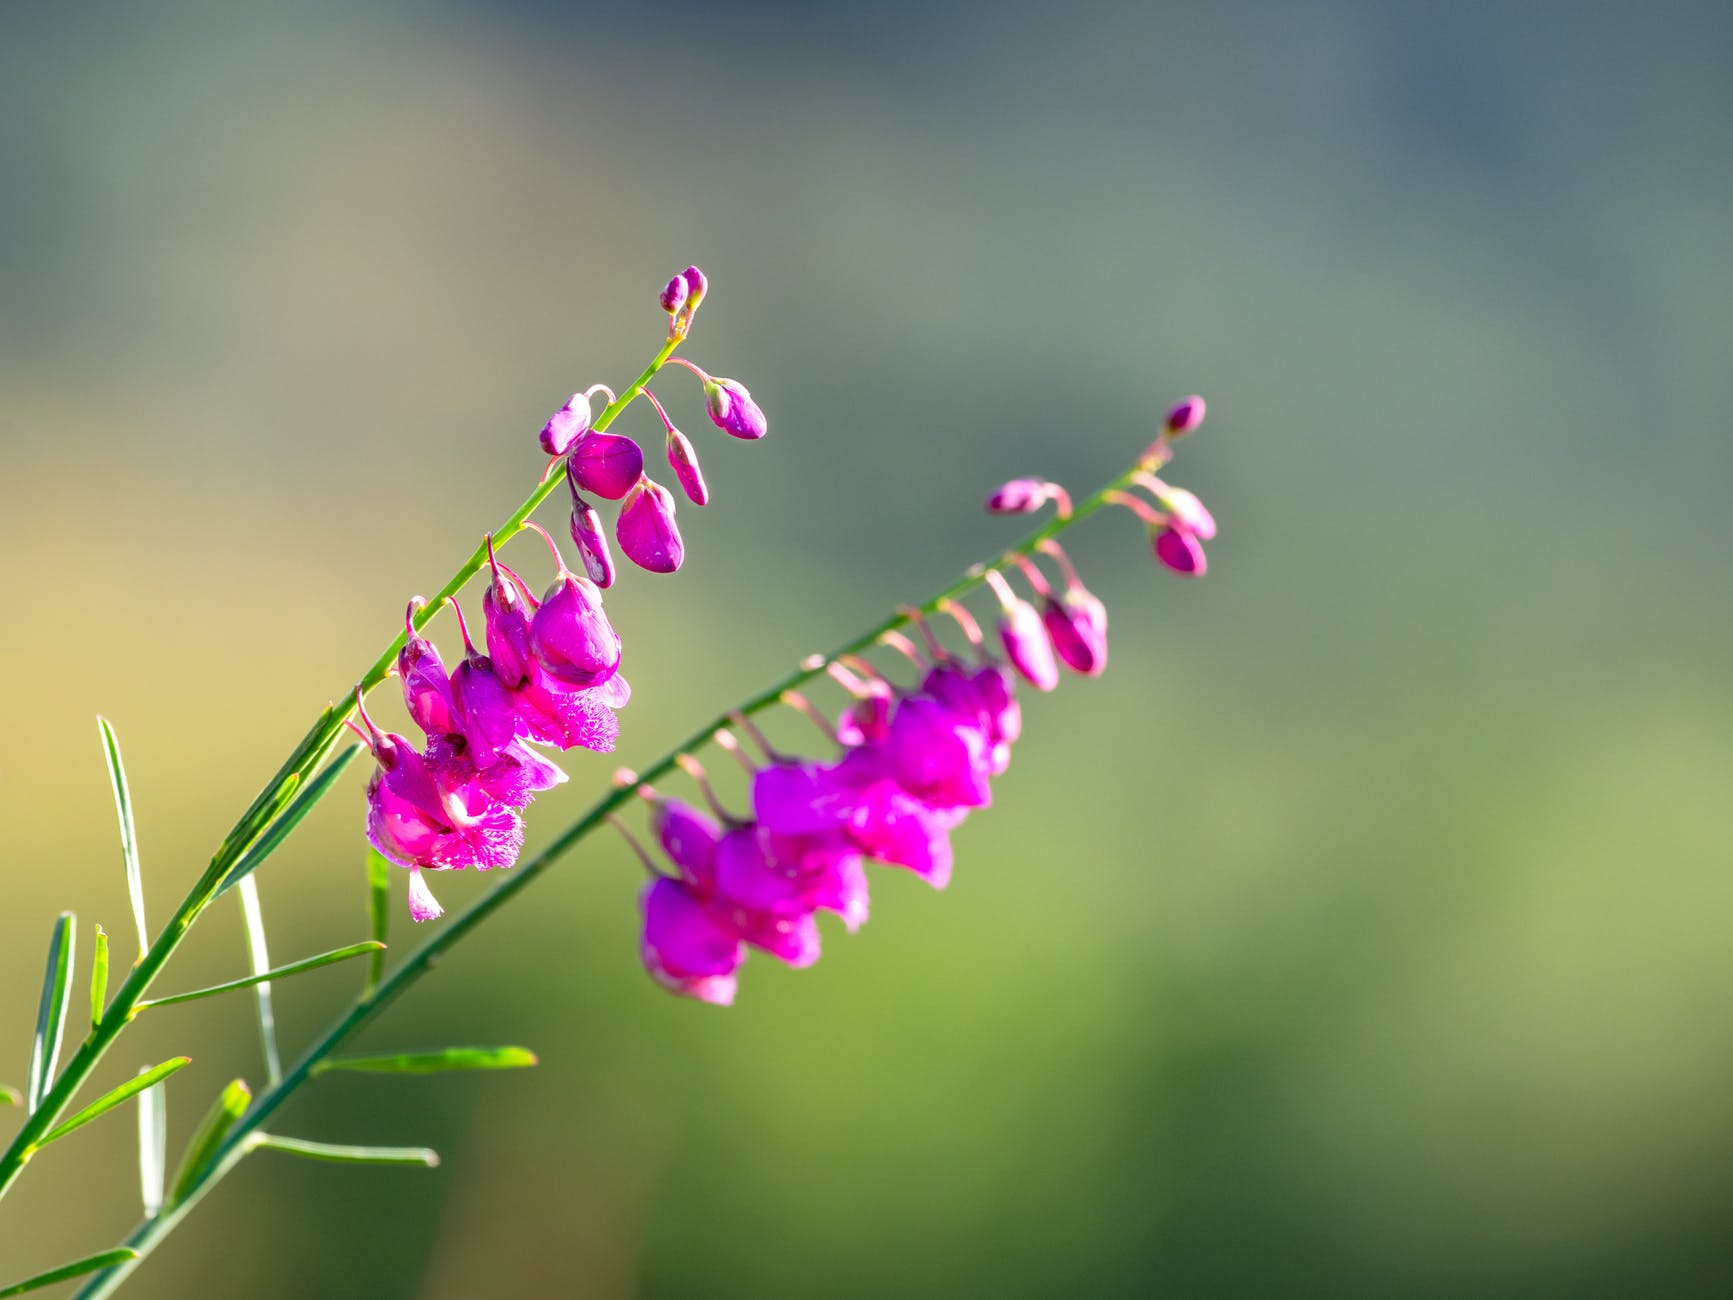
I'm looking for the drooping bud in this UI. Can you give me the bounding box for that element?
[539,392,593,456]
[683,265,708,309]
[482,540,534,688]
[530,570,622,687]
[650,797,725,885]
[1153,527,1207,577]
[1164,395,1207,437]
[640,877,741,1005]
[702,377,767,440]
[566,432,645,500]
[567,490,617,588]
[985,570,1059,691]
[665,428,710,505]
[985,478,1054,514]
[398,602,457,738]
[617,476,685,574]
[1148,482,1217,540]
[1042,585,1109,676]
[659,272,689,315]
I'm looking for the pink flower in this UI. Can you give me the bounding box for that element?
[566,432,644,501]
[1042,585,1108,676]
[398,603,457,738]
[640,877,743,1006]
[702,377,767,440]
[539,393,593,457]
[529,570,622,688]
[616,477,685,574]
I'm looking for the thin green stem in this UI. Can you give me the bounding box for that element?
[73,451,1155,1298]
[0,333,684,1207]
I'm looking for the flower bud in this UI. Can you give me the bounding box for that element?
[567,491,617,588]
[702,377,767,440]
[566,431,645,500]
[530,571,622,687]
[482,563,534,689]
[398,606,457,737]
[683,264,708,308]
[1164,395,1207,437]
[1150,483,1217,540]
[1041,586,1108,676]
[650,797,725,885]
[617,476,685,574]
[985,478,1053,514]
[659,272,689,315]
[539,392,593,456]
[1153,526,1207,576]
[665,428,710,505]
[998,597,1060,691]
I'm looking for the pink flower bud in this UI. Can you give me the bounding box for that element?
[998,597,1059,691]
[530,571,622,687]
[482,558,534,689]
[650,798,724,886]
[398,605,457,738]
[665,428,710,505]
[565,431,645,500]
[539,392,593,456]
[567,491,617,588]
[640,878,741,1005]
[683,265,708,308]
[702,377,767,440]
[1148,482,1217,540]
[617,476,685,574]
[1153,526,1207,576]
[1164,395,1207,437]
[1041,586,1109,676]
[659,273,689,315]
[985,478,1053,514]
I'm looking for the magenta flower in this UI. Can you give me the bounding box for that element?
[1042,585,1109,676]
[566,432,645,501]
[482,542,535,689]
[398,603,457,738]
[659,272,689,316]
[665,428,710,506]
[1153,527,1207,576]
[567,491,617,588]
[650,798,726,883]
[885,694,993,810]
[616,476,685,574]
[529,569,621,688]
[640,877,744,1006]
[539,392,593,457]
[985,478,1057,514]
[702,377,768,440]
[510,666,621,753]
[996,594,1059,692]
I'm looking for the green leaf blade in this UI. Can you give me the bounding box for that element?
[96,718,148,955]
[218,745,363,896]
[0,1250,139,1298]
[90,926,109,1030]
[136,942,386,1011]
[366,849,392,992]
[234,877,281,1086]
[39,1058,189,1147]
[314,1046,538,1077]
[250,1135,439,1167]
[27,913,76,1112]
[168,1079,251,1207]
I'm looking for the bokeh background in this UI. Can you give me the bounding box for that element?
[4,1,1732,1295]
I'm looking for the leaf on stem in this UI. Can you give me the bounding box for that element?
[90,926,109,1030]
[366,849,391,991]
[96,718,150,957]
[235,876,282,1086]
[0,1250,140,1298]
[314,1047,539,1077]
[217,745,363,896]
[168,1079,251,1207]
[137,1068,168,1217]
[27,913,76,1112]
[135,942,386,1011]
[249,1135,439,1167]
[0,1086,20,1107]
[39,1058,189,1147]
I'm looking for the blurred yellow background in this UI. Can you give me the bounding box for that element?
[3,1,1732,1295]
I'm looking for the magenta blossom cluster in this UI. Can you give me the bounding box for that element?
[540,265,767,580]
[639,397,1214,1004]
[360,535,628,922]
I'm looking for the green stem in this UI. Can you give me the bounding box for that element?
[0,333,685,1207]
[72,452,1153,1298]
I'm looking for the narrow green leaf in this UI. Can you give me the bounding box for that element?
[168,1079,251,1207]
[235,876,281,1086]
[136,942,385,1011]
[0,1249,139,1297]
[366,849,392,991]
[249,1135,439,1167]
[136,1069,167,1217]
[90,926,109,1030]
[218,745,363,896]
[27,913,76,1111]
[96,717,149,956]
[39,1058,189,1147]
[314,1046,538,1077]
[0,1086,20,1107]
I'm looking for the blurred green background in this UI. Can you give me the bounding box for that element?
[4,1,1732,1295]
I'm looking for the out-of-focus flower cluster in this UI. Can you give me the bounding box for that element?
[635,396,1214,1004]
